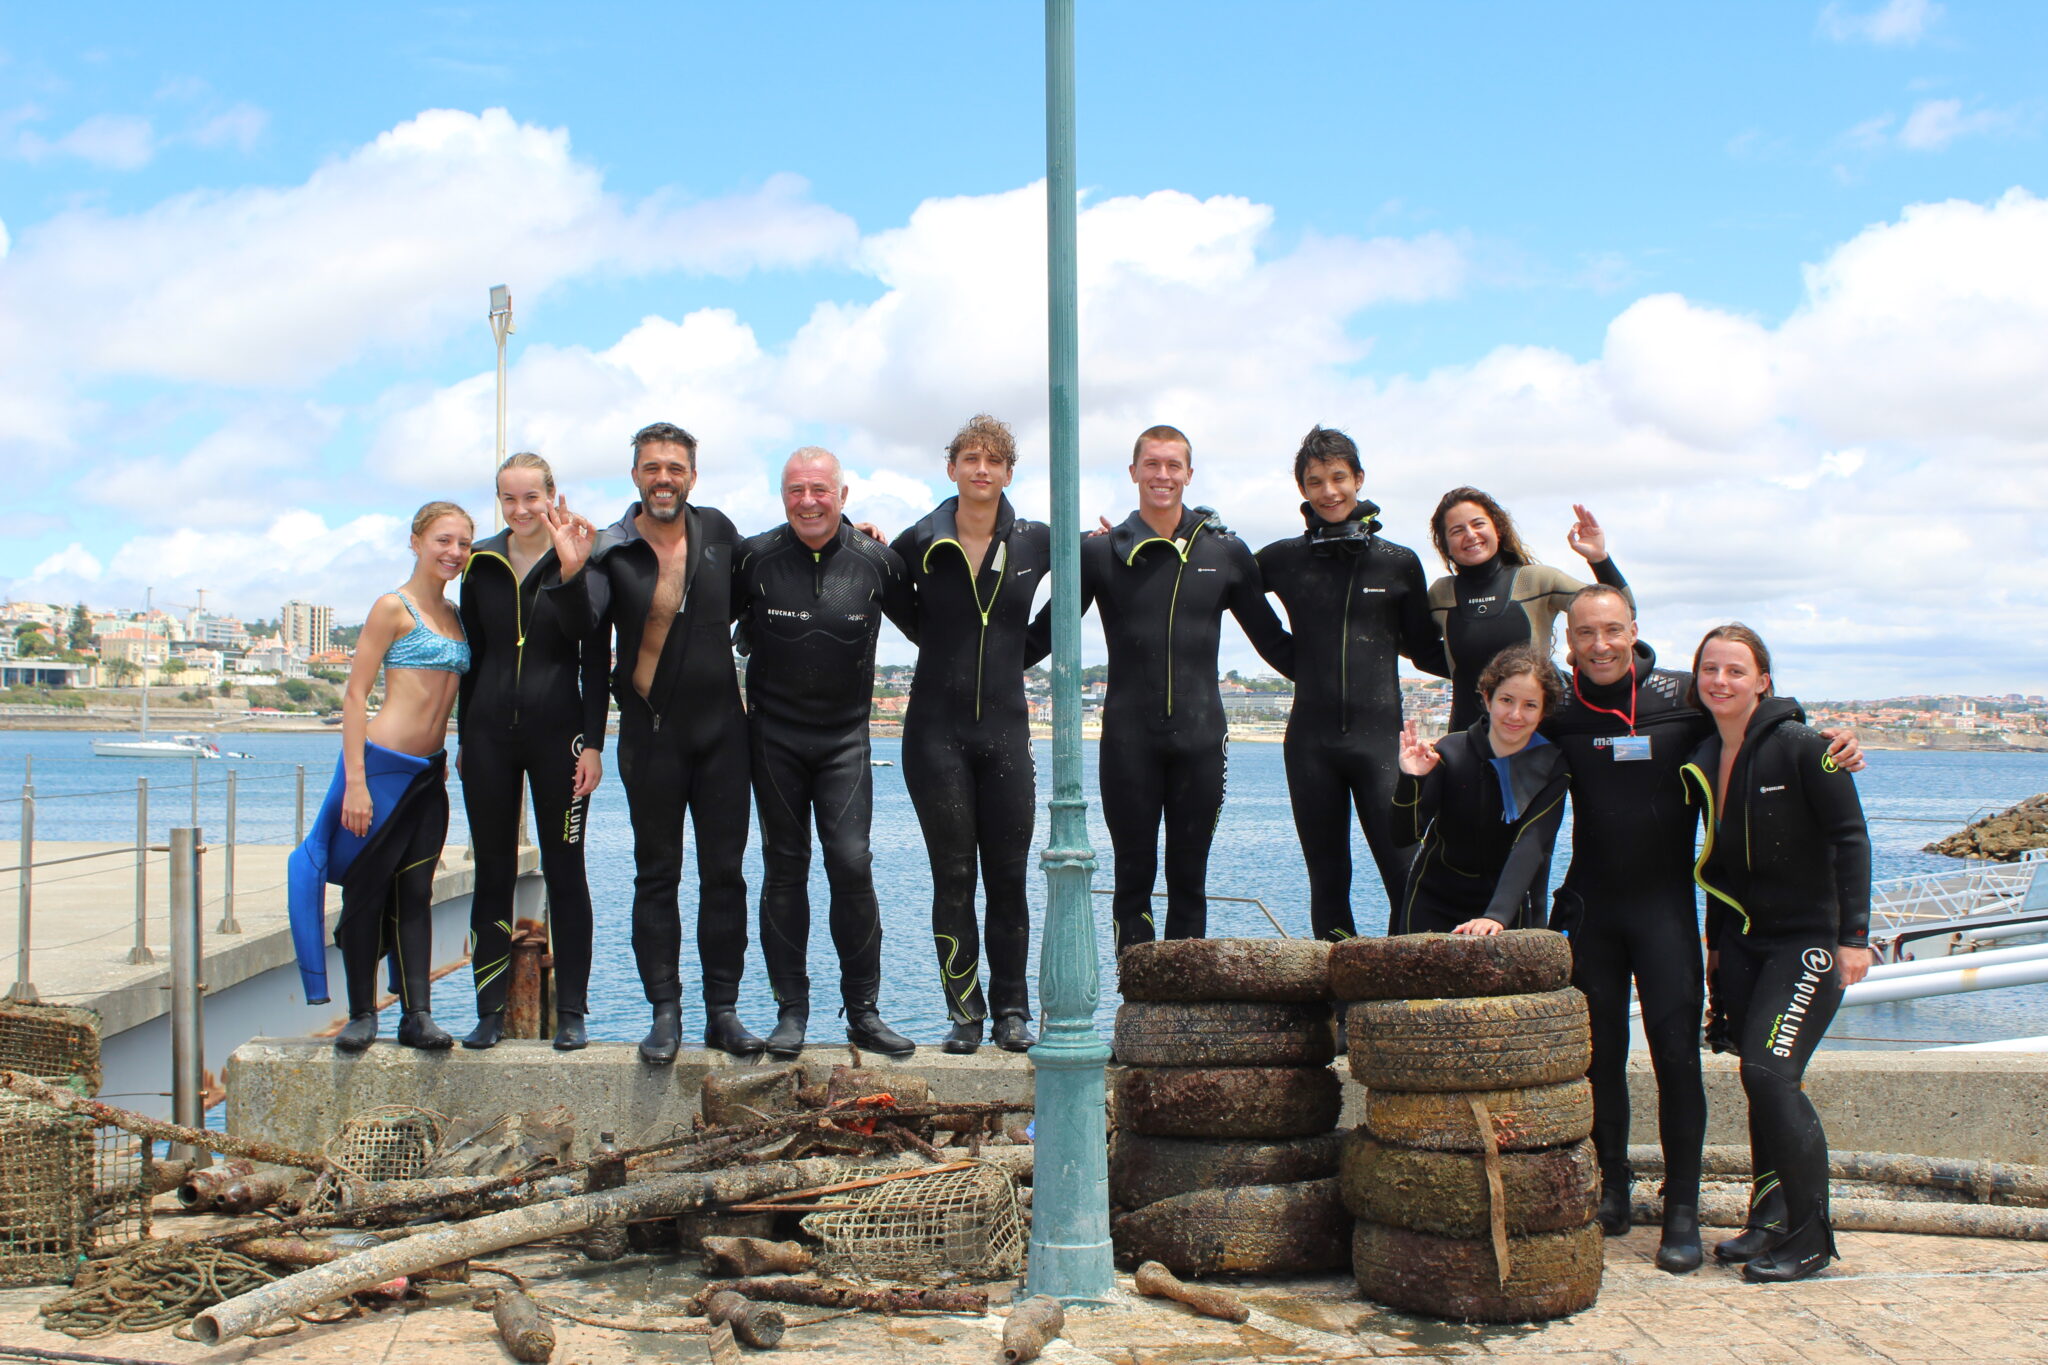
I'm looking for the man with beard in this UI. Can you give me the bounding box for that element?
[580,422,761,1063]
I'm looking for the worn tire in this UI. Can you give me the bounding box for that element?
[1330,930,1572,1002]
[1340,1132,1598,1237]
[1119,939,1331,1004]
[1362,1080,1593,1154]
[1110,1132,1344,1210]
[1352,1220,1602,1323]
[1116,1066,1342,1140]
[1113,1001,1335,1068]
[1348,988,1590,1091]
[1112,1178,1349,1276]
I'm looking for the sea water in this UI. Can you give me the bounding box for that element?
[3,732,2044,1051]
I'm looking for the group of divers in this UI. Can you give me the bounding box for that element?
[286,415,1874,1288]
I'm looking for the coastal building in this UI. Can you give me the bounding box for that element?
[280,600,334,656]
[95,627,168,667]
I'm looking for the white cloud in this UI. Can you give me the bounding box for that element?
[189,103,267,152]
[30,543,101,582]
[1818,0,1941,45]
[13,112,155,169]
[91,402,343,529]
[1896,97,2015,150]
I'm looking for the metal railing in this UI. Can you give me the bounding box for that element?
[3,762,310,1002]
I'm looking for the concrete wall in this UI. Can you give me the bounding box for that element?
[227,1041,2048,1165]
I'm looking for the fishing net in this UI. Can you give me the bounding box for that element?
[0,1095,93,1285]
[305,1105,446,1213]
[802,1161,1025,1282]
[0,1001,104,1094]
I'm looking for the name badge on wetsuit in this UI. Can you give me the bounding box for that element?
[1611,735,1651,762]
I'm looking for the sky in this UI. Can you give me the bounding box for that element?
[2,0,2044,698]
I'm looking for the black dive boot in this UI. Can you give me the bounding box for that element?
[1656,1201,1703,1274]
[704,1009,766,1057]
[639,1001,682,1064]
[1715,1176,1788,1264]
[334,1013,378,1054]
[943,1019,984,1055]
[1597,1164,1634,1236]
[553,1011,588,1051]
[397,1010,453,1050]
[463,1011,505,1050]
[847,1000,916,1059]
[1742,1213,1837,1284]
[991,1012,1036,1052]
[765,1002,809,1059]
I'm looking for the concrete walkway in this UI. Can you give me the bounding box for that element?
[1,1222,2045,1362]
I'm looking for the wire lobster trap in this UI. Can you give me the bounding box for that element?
[304,1105,445,1214]
[802,1161,1026,1282]
[0,1095,94,1286]
[0,1002,103,1096]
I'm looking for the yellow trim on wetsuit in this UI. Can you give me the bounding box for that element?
[1681,761,1751,935]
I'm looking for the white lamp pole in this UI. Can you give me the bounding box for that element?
[488,285,515,530]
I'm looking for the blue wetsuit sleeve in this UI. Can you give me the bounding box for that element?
[1485,771,1569,926]
[1802,735,1872,948]
[1227,543,1294,680]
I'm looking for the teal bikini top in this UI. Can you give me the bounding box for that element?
[384,591,470,674]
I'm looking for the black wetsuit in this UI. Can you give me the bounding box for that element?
[332,753,449,1018]
[1543,642,1710,1202]
[1432,555,1628,730]
[1391,719,1568,935]
[734,519,912,1011]
[1684,697,1870,1244]
[457,532,603,1017]
[1074,506,1293,952]
[891,497,1050,1025]
[1256,502,1446,940]
[584,502,752,1012]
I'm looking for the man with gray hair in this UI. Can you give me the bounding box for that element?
[734,447,917,1057]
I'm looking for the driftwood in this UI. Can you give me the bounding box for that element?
[703,1290,786,1349]
[699,1278,989,1315]
[0,1071,324,1170]
[494,1289,557,1363]
[1002,1296,1066,1363]
[1630,1182,2048,1240]
[700,1236,813,1277]
[1627,1145,2048,1205]
[1134,1260,1248,1323]
[192,1158,886,1345]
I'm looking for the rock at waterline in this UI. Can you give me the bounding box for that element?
[1924,794,2048,861]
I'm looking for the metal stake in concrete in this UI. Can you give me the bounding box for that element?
[7,785,37,1004]
[129,776,155,965]
[168,826,206,1160]
[216,769,242,934]
[1025,0,1115,1306]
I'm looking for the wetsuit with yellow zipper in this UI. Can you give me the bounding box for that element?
[457,530,604,1022]
[1067,505,1294,952]
[581,502,752,1017]
[1682,696,1870,1269]
[890,495,1051,1028]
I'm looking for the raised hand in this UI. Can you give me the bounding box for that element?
[1397,719,1442,777]
[1567,504,1607,563]
[543,494,593,579]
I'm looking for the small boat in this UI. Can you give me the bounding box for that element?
[93,735,226,760]
[870,759,895,767]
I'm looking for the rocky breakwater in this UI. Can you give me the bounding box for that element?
[1924,793,2048,861]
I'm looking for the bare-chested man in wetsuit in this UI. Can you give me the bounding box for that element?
[582,422,762,1061]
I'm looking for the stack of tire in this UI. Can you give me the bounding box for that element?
[1332,930,1603,1322]
[1106,938,1349,1277]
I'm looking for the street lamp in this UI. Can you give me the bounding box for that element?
[488,285,515,529]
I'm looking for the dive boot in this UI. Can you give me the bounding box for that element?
[1597,1164,1634,1236]
[992,1012,1036,1052]
[704,1009,766,1057]
[397,1010,453,1051]
[1742,1215,1837,1284]
[1715,1176,1788,1264]
[943,1019,984,1055]
[765,1002,809,1059]
[334,1013,378,1054]
[639,1001,683,1064]
[1655,1202,1703,1274]
[462,1011,505,1050]
[847,1002,916,1059]
[552,1011,589,1051]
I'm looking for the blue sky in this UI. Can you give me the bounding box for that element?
[3,1,2044,694]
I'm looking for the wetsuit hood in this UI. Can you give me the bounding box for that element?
[1464,715,1560,823]
[1109,504,1215,564]
[1300,498,1384,554]
[1739,694,1805,739]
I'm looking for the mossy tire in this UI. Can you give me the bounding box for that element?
[1362,1080,1593,1154]
[1109,1132,1344,1211]
[1113,1001,1335,1068]
[1348,988,1591,1091]
[1115,1066,1342,1140]
[1351,1220,1602,1323]
[1118,939,1331,1004]
[1339,1131,1598,1236]
[1329,930,1572,1002]
[1111,1178,1349,1276]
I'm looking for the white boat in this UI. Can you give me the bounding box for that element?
[93,734,225,760]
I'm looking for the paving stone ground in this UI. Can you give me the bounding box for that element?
[4,1219,2047,1365]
